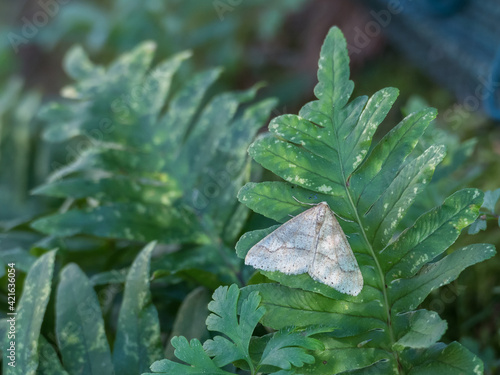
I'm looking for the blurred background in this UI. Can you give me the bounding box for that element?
[1,0,499,372]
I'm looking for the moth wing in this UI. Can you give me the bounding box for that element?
[309,209,363,296]
[245,206,321,275]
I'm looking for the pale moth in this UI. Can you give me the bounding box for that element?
[245,202,363,296]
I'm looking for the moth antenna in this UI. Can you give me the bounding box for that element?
[292,196,317,206]
[331,211,354,223]
[292,195,354,223]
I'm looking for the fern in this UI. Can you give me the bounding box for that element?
[0,243,161,375]
[233,27,496,373]
[1,251,56,375]
[0,78,43,221]
[400,96,481,228]
[147,284,324,374]
[31,42,275,285]
[469,188,500,234]
[0,43,277,374]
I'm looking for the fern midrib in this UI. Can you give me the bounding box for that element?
[326,46,400,364]
[343,182,402,372]
[334,121,401,372]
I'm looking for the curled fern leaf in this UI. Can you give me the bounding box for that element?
[237,27,496,374]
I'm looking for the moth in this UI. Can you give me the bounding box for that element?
[245,202,363,296]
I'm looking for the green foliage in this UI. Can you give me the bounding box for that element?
[31,0,306,71]
[152,335,236,374]
[0,78,43,220]
[400,96,481,228]
[147,284,323,374]
[56,263,114,374]
[33,41,273,240]
[2,251,56,375]
[468,188,500,234]
[0,41,281,375]
[1,8,497,374]
[31,41,276,286]
[234,27,496,373]
[204,285,265,369]
[113,242,163,375]
[3,0,310,122]
[37,336,70,375]
[164,287,212,359]
[1,243,162,375]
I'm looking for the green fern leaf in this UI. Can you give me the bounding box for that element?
[482,188,500,212]
[203,284,265,368]
[146,336,234,375]
[146,284,261,374]
[164,287,212,360]
[32,203,209,244]
[37,336,69,375]
[113,242,163,375]
[400,97,480,229]
[236,27,495,373]
[33,42,276,248]
[400,341,484,374]
[249,326,325,372]
[1,250,56,375]
[468,188,500,234]
[147,284,323,374]
[56,264,114,374]
[392,309,447,351]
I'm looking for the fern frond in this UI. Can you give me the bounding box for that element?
[237,27,495,374]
